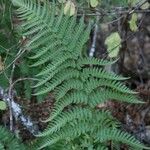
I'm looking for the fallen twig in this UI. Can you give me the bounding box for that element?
[89,12,99,57]
[0,86,39,135]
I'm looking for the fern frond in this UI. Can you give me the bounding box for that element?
[77,57,118,67]
[49,91,88,120]
[54,78,83,100]
[68,17,85,52]
[38,107,92,136]
[28,40,64,60]
[35,52,72,77]
[23,24,45,36]
[85,78,137,94]
[37,122,93,149]
[26,30,55,50]
[44,108,118,138]
[61,16,77,45]
[82,68,129,81]
[89,89,143,107]
[93,110,119,128]
[57,14,72,38]
[12,0,147,149]
[37,115,118,150]
[30,49,64,67]
[34,68,80,95]
[0,126,27,150]
[33,60,76,88]
[95,128,149,149]
[69,22,91,59]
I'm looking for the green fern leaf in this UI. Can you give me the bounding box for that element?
[82,67,129,81]
[89,89,143,107]
[77,57,118,67]
[12,1,147,149]
[37,107,92,136]
[49,91,88,120]
[0,126,27,150]
[34,68,80,95]
[54,78,83,100]
[85,78,137,94]
[95,128,149,149]
[33,60,76,88]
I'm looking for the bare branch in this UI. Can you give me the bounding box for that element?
[0,86,39,135]
[89,12,100,57]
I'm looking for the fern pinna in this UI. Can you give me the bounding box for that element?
[0,126,27,150]
[12,0,149,149]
